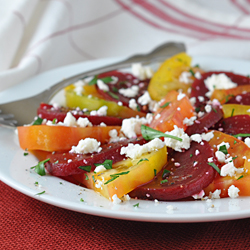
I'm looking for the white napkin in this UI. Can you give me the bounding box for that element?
[0,0,250,92]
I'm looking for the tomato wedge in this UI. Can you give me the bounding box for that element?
[18,125,121,151]
[205,131,250,197]
[149,90,195,132]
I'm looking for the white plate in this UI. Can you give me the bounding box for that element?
[1,55,250,223]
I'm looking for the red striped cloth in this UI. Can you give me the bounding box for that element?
[1,181,250,250]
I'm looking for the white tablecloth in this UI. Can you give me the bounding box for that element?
[1,0,250,92]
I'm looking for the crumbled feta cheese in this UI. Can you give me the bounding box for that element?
[183,116,197,126]
[121,116,149,139]
[129,99,138,111]
[179,71,192,84]
[220,162,244,177]
[164,125,191,152]
[244,137,250,148]
[138,91,152,106]
[235,95,242,102]
[94,165,106,173]
[228,185,240,198]
[74,79,87,95]
[195,71,201,79]
[90,106,108,116]
[217,142,230,151]
[70,138,102,154]
[77,117,93,127]
[109,129,121,143]
[189,97,196,106]
[97,79,109,91]
[177,92,186,101]
[192,190,205,199]
[198,96,205,102]
[205,104,212,113]
[215,151,226,163]
[99,122,106,127]
[63,112,77,126]
[112,194,122,204]
[209,189,221,199]
[119,85,139,98]
[131,63,154,80]
[198,111,205,118]
[120,138,165,159]
[204,73,237,97]
[191,131,214,143]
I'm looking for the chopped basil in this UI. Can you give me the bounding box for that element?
[79,165,92,172]
[237,175,244,180]
[160,101,171,108]
[160,179,168,184]
[208,162,221,175]
[34,181,39,186]
[35,190,45,195]
[80,198,84,202]
[189,69,195,77]
[233,133,250,138]
[137,158,149,165]
[23,152,29,156]
[218,145,228,155]
[108,91,119,100]
[154,169,157,176]
[162,169,170,178]
[94,159,113,170]
[133,203,139,207]
[31,158,50,176]
[231,108,235,117]
[88,75,113,85]
[32,117,43,125]
[141,125,182,142]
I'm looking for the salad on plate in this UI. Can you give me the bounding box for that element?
[17,52,250,204]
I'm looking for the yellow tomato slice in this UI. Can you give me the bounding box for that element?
[18,125,121,152]
[65,89,145,119]
[73,146,167,201]
[222,104,250,118]
[149,90,195,132]
[205,130,250,197]
[148,53,202,101]
[211,85,250,104]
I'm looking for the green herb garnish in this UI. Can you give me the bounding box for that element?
[32,117,43,125]
[231,108,235,117]
[85,174,89,180]
[104,171,130,185]
[160,102,171,108]
[237,175,244,180]
[35,191,45,195]
[95,159,113,170]
[108,91,119,100]
[208,162,221,175]
[133,203,139,207]
[80,198,84,202]
[189,69,195,77]
[141,125,182,142]
[79,165,92,172]
[162,169,170,178]
[160,179,168,184]
[31,158,50,176]
[137,158,149,165]
[88,76,113,85]
[233,133,250,138]
[24,152,29,156]
[154,169,157,176]
[219,145,228,155]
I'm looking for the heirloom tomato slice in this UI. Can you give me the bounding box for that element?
[222,104,250,118]
[18,125,121,152]
[72,146,167,201]
[205,130,250,197]
[149,90,195,132]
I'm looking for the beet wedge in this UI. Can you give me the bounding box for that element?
[45,138,146,176]
[129,141,217,201]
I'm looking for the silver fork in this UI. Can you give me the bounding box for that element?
[0,42,185,127]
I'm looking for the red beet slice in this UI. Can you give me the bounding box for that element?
[226,92,250,105]
[38,103,123,126]
[45,137,147,176]
[129,141,217,201]
[190,71,250,107]
[96,71,150,112]
[186,103,223,135]
[215,115,250,137]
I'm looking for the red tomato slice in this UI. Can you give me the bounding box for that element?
[149,90,195,132]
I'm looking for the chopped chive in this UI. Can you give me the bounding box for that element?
[92,175,96,183]
[137,158,149,165]
[104,176,119,185]
[190,154,193,157]
[94,159,113,170]
[208,162,221,175]
[108,91,119,100]
[237,175,244,180]
[232,156,238,160]
[193,64,200,68]
[162,169,170,178]
[141,125,182,142]
[212,107,217,113]
[88,76,113,85]
[34,181,39,185]
[231,108,235,117]
[35,191,45,195]
[80,198,84,202]
[160,102,171,108]
[52,118,57,124]
[189,69,195,77]
[133,203,139,207]
[85,174,89,180]
[79,165,92,172]
[104,171,130,185]
[24,152,29,156]
[233,133,250,138]
[154,169,157,176]
[32,117,43,125]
